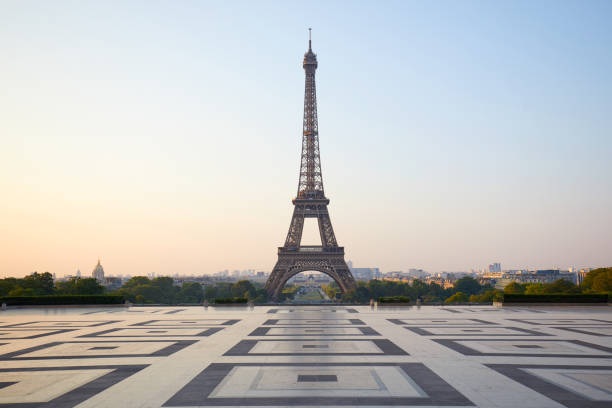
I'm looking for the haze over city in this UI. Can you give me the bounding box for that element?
[1,1,611,278]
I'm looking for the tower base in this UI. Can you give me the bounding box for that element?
[265,246,357,301]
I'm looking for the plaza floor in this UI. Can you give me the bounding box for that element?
[0,305,610,407]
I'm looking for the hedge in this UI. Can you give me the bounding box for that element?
[378,296,411,304]
[503,294,608,303]
[214,297,248,304]
[0,295,125,306]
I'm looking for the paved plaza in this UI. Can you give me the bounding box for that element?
[0,305,610,407]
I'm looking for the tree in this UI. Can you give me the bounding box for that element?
[74,278,105,294]
[21,272,54,295]
[321,282,338,300]
[279,284,298,301]
[469,289,502,303]
[453,277,482,296]
[179,282,204,303]
[8,287,35,296]
[411,279,429,297]
[121,276,151,289]
[214,283,232,299]
[150,277,178,303]
[427,282,446,300]
[231,280,256,299]
[342,286,370,303]
[55,277,104,295]
[204,285,217,301]
[253,289,268,304]
[524,283,545,295]
[581,268,612,293]
[0,278,20,296]
[445,292,468,303]
[504,281,526,294]
[115,276,171,303]
[544,279,579,294]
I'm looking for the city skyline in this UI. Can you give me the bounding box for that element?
[2,1,611,278]
[0,257,599,280]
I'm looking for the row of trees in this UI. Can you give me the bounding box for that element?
[337,276,492,304]
[0,272,104,297]
[336,267,611,304]
[2,268,610,304]
[114,277,204,304]
[502,267,611,296]
[113,277,268,304]
[0,273,267,304]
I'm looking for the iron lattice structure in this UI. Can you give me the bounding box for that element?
[265,33,357,300]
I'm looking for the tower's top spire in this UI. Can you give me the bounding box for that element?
[303,28,317,70]
[308,27,312,51]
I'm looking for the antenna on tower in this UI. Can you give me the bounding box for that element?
[308,27,312,50]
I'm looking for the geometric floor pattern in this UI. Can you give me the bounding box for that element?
[0,305,610,407]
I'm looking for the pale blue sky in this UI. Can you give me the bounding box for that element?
[1,1,611,277]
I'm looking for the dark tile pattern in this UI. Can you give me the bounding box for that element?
[0,329,76,339]
[267,308,358,314]
[433,338,612,358]
[297,374,337,382]
[388,318,497,326]
[507,318,612,326]
[0,340,197,360]
[248,326,380,336]
[552,326,612,337]
[487,364,612,408]
[404,326,550,337]
[129,319,240,327]
[0,365,148,408]
[262,318,365,325]
[163,362,474,407]
[79,327,224,338]
[1,320,120,328]
[0,382,17,390]
[223,339,408,356]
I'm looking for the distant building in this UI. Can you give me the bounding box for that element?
[408,268,427,278]
[76,269,81,277]
[105,276,122,290]
[492,269,577,289]
[425,277,456,289]
[488,263,501,273]
[351,267,381,281]
[92,259,105,283]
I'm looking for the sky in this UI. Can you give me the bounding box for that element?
[1,0,611,278]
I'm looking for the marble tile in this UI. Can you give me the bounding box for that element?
[0,305,610,407]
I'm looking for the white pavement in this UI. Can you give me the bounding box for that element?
[0,305,610,407]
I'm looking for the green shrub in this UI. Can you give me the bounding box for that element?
[214,297,248,304]
[502,294,608,303]
[377,296,410,303]
[0,295,125,306]
[444,292,469,303]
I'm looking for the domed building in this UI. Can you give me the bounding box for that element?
[92,259,105,283]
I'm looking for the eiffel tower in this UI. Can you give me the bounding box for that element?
[265,30,357,300]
